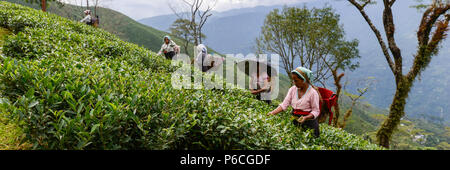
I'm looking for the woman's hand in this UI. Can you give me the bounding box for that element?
[297,116,307,124]
[251,90,260,95]
[267,106,283,116]
[297,114,314,124]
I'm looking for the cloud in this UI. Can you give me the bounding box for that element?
[69,0,312,20]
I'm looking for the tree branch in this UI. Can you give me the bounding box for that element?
[347,0,395,74]
[382,0,403,79]
[389,0,396,7]
[361,0,372,8]
[408,4,450,81]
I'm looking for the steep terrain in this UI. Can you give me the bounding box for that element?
[4,0,213,55]
[0,1,381,150]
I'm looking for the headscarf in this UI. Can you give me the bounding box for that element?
[292,67,314,84]
[196,44,207,54]
[163,35,171,43]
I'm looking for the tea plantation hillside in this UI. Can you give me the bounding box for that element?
[0,2,382,150]
[3,0,294,102]
[3,0,217,55]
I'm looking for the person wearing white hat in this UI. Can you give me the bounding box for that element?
[194,44,212,72]
[80,10,92,25]
[157,35,178,60]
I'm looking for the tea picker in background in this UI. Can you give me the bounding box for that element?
[157,35,179,60]
[237,58,275,104]
[194,44,215,72]
[267,67,321,138]
[207,52,225,72]
[80,10,93,25]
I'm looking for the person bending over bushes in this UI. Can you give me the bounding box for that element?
[80,10,92,25]
[250,62,272,105]
[267,67,321,138]
[157,35,179,60]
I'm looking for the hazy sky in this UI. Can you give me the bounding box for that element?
[71,0,312,20]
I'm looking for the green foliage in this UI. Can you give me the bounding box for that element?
[436,142,450,150]
[0,107,31,150]
[4,0,200,55]
[0,1,381,150]
[22,0,65,10]
[412,0,449,10]
[0,27,9,54]
[256,5,358,86]
[331,40,360,72]
[0,26,30,150]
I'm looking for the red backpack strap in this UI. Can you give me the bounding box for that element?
[316,87,337,125]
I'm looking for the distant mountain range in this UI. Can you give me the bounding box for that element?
[138,0,450,124]
[139,5,278,54]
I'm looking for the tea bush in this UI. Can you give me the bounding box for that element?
[0,1,382,150]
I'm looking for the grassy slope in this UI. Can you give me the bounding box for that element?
[4,0,214,55]
[0,1,382,150]
[4,0,294,102]
[4,0,294,101]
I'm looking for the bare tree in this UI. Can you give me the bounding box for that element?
[169,0,217,46]
[345,0,449,148]
[170,19,206,56]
